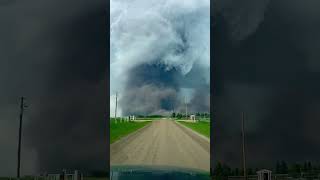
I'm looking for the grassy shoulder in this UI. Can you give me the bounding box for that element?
[178,121,210,138]
[110,119,151,144]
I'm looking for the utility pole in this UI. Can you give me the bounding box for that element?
[241,112,247,180]
[114,92,118,124]
[185,96,188,120]
[17,97,27,179]
[171,98,175,119]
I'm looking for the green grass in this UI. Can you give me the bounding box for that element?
[178,121,210,138]
[198,118,210,122]
[110,120,151,144]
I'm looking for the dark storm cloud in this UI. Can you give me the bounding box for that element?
[110,0,210,116]
[119,84,179,116]
[213,0,270,41]
[119,64,179,116]
[0,0,107,176]
[213,0,320,169]
[120,62,210,116]
[125,64,181,90]
[189,86,210,113]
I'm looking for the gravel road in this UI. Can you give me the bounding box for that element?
[110,120,210,171]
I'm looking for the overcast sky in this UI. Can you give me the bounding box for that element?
[0,0,108,176]
[3,0,320,175]
[110,0,210,116]
[213,0,320,169]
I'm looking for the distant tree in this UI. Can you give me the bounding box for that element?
[255,168,259,174]
[280,161,288,174]
[247,168,254,175]
[230,169,235,176]
[303,162,308,172]
[222,164,231,176]
[176,113,182,119]
[214,162,223,176]
[172,112,176,118]
[276,161,281,174]
[214,162,230,180]
[240,169,244,176]
[307,161,312,172]
[296,163,302,174]
[148,114,163,118]
[289,163,301,177]
[235,168,240,176]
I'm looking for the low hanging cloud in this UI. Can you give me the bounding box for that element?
[213,0,320,169]
[0,0,107,176]
[110,0,210,116]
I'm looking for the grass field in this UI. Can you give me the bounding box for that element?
[198,118,210,122]
[178,121,210,138]
[110,119,151,144]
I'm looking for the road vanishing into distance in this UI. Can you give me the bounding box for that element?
[110,119,210,171]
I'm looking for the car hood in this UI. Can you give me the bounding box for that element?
[110,165,210,180]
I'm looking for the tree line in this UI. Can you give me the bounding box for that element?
[171,112,210,119]
[213,161,320,179]
[136,114,164,118]
[131,112,211,119]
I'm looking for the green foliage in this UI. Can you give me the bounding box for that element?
[280,161,288,174]
[213,162,226,180]
[307,161,313,172]
[213,162,232,180]
[199,112,210,118]
[270,161,320,177]
[276,161,281,174]
[176,113,183,119]
[233,168,240,176]
[247,168,254,175]
[212,161,320,179]
[289,163,301,177]
[146,115,163,118]
[173,112,210,119]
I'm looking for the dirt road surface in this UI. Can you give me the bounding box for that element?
[110,120,210,171]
